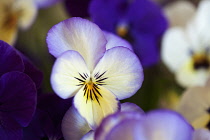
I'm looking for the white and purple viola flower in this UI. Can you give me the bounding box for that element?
[162,0,210,88]
[0,0,60,45]
[47,17,143,129]
[0,40,43,139]
[89,0,168,67]
[94,109,193,140]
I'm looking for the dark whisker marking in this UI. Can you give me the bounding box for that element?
[90,90,93,100]
[96,71,107,80]
[74,77,85,83]
[86,89,89,103]
[92,89,100,105]
[94,72,99,78]
[79,73,86,80]
[84,73,88,78]
[76,84,84,86]
[96,77,108,82]
[93,85,102,97]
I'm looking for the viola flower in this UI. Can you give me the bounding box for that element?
[162,0,210,87]
[47,17,143,129]
[0,0,60,45]
[177,84,210,130]
[0,41,37,139]
[62,102,144,140]
[23,94,72,140]
[95,109,193,140]
[89,0,168,67]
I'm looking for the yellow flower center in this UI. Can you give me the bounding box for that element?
[74,72,108,104]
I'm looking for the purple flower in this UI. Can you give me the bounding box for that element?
[89,0,168,67]
[95,109,193,140]
[0,40,38,139]
[64,0,91,17]
[23,94,72,140]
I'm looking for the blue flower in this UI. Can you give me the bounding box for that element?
[89,0,168,67]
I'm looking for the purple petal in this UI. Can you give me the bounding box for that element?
[0,125,22,140]
[128,0,168,36]
[121,102,144,113]
[19,53,43,89]
[141,109,193,140]
[95,112,143,140]
[0,71,37,127]
[132,33,159,67]
[64,0,91,17]
[0,40,24,77]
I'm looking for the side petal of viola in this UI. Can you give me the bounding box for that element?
[103,31,133,51]
[51,50,90,99]
[47,17,107,71]
[74,85,119,130]
[93,47,143,100]
[62,106,91,140]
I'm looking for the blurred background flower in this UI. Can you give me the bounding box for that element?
[89,0,168,67]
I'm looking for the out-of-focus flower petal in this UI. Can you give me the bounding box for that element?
[139,110,193,140]
[164,1,196,27]
[93,47,143,100]
[103,31,133,51]
[62,106,91,140]
[176,64,210,87]
[193,129,210,140]
[0,71,37,127]
[162,27,191,72]
[178,86,210,129]
[0,41,24,76]
[95,111,143,140]
[51,50,90,99]
[46,17,107,71]
[121,102,144,113]
[74,85,119,129]
[16,0,38,30]
[35,0,60,8]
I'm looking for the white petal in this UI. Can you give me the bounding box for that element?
[164,0,196,27]
[51,50,90,99]
[74,85,119,130]
[103,31,133,51]
[161,27,191,72]
[62,106,91,140]
[16,0,38,29]
[176,60,210,87]
[47,17,107,71]
[93,47,143,100]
